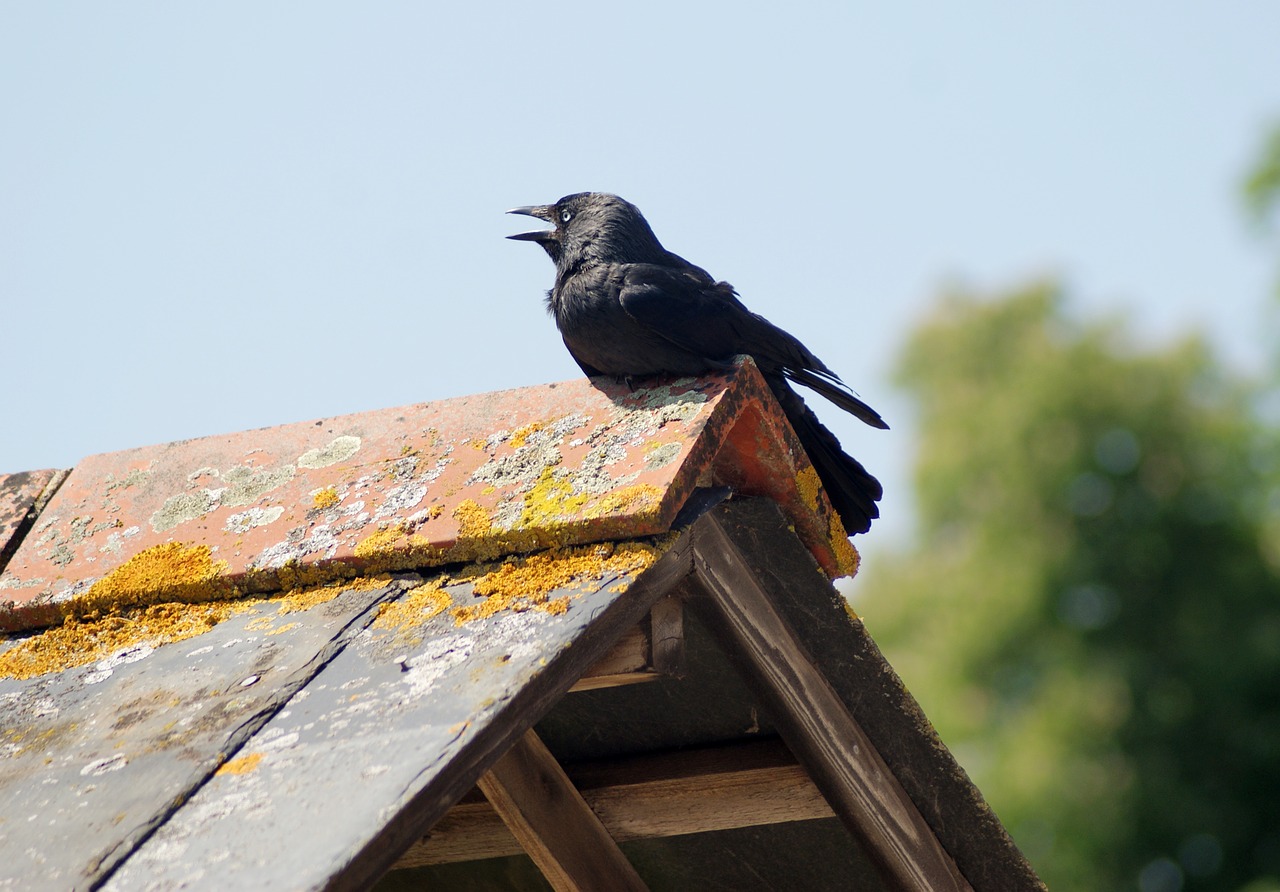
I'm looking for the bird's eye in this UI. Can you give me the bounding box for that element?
[560,209,573,224]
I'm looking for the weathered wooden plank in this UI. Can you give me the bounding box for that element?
[569,625,653,691]
[397,739,834,867]
[100,536,693,892]
[397,796,514,866]
[688,505,973,892]
[568,597,686,692]
[567,670,662,693]
[0,577,406,891]
[648,595,684,678]
[688,499,1044,892]
[478,729,649,892]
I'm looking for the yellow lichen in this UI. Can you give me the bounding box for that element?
[312,487,340,510]
[73,542,234,618]
[519,467,589,529]
[355,523,410,559]
[272,575,392,613]
[450,541,660,626]
[0,601,241,681]
[543,596,570,615]
[586,484,662,519]
[796,465,823,515]
[217,751,264,776]
[353,523,442,573]
[0,574,392,681]
[269,559,356,593]
[453,500,494,539]
[828,512,861,578]
[372,579,453,633]
[244,615,277,632]
[794,465,860,579]
[508,421,545,450]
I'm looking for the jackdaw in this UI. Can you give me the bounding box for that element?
[508,192,886,534]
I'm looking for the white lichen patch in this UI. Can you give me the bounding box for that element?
[149,463,296,533]
[224,507,285,534]
[297,436,362,469]
[81,753,128,776]
[251,524,341,570]
[99,526,142,557]
[151,490,221,533]
[83,643,156,683]
[219,465,297,507]
[104,467,152,492]
[373,482,429,521]
[469,440,563,490]
[401,634,474,699]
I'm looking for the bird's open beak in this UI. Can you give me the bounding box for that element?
[506,205,556,243]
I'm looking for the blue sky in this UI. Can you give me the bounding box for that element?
[3,3,1279,548]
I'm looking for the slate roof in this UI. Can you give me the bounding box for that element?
[0,359,1043,891]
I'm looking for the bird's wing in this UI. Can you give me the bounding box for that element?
[618,264,888,430]
[616,264,756,363]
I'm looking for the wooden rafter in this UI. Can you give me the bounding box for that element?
[687,506,974,892]
[568,597,686,693]
[379,499,1038,889]
[398,739,834,868]
[476,728,650,892]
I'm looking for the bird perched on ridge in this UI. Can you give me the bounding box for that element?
[507,192,886,534]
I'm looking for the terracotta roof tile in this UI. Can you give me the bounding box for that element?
[0,470,64,570]
[0,360,856,632]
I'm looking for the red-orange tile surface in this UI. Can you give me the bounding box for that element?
[0,361,853,631]
[0,470,62,563]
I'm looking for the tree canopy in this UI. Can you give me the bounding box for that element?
[860,283,1280,891]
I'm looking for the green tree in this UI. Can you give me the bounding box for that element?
[860,283,1280,891]
[1244,122,1280,357]
[1244,123,1280,231]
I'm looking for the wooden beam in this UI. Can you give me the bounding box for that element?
[394,739,834,868]
[569,625,656,692]
[688,507,973,892]
[476,728,649,892]
[568,598,686,692]
[649,595,685,677]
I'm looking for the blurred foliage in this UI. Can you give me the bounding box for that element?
[1245,121,1280,304]
[1244,122,1280,227]
[859,282,1280,891]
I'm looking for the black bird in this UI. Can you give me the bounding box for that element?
[507,192,886,534]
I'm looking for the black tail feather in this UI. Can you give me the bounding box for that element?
[767,376,882,535]
[784,367,890,430]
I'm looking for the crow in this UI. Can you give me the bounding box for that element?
[507,192,886,534]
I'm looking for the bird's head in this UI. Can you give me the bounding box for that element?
[507,192,666,270]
